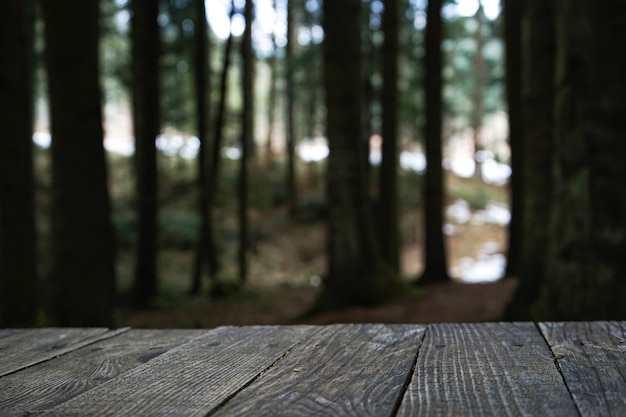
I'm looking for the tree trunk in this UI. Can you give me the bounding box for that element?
[378,0,400,275]
[534,0,626,320]
[42,0,117,326]
[502,0,523,281]
[0,0,37,326]
[238,0,254,284]
[204,3,237,293]
[504,0,556,319]
[320,0,397,308]
[265,0,278,165]
[131,0,161,307]
[285,0,298,214]
[471,2,485,181]
[191,0,212,295]
[418,0,450,284]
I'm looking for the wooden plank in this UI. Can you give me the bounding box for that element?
[0,329,27,339]
[39,326,314,417]
[0,329,204,417]
[397,323,579,417]
[0,327,127,377]
[539,321,626,417]
[210,323,426,417]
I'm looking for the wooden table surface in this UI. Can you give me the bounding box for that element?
[1,322,625,416]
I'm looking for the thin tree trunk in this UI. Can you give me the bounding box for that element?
[0,0,37,326]
[265,0,278,165]
[503,0,524,280]
[131,0,161,308]
[419,0,450,284]
[238,0,254,284]
[285,0,298,214]
[378,0,400,275]
[205,2,237,291]
[361,25,374,197]
[191,0,211,294]
[42,0,117,326]
[471,2,485,181]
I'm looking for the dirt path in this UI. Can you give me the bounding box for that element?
[118,278,518,328]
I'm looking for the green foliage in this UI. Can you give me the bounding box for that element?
[114,207,201,250]
[101,0,131,99]
[399,169,424,209]
[448,181,490,210]
[113,210,136,248]
[442,12,505,123]
[160,0,197,132]
[99,0,199,132]
[159,209,200,248]
[446,172,508,210]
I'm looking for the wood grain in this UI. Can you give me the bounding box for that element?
[540,321,626,417]
[210,324,425,417]
[0,327,126,377]
[0,329,26,339]
[397,323,578,417]
[0,329,203,417]
[39,326,314,417]
[0,324,624,416]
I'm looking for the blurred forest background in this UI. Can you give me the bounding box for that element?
[1,0,625,328]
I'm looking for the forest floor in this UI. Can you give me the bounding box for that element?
[118,278,518,328]
[116,171,516,328]
[113,158,515,328]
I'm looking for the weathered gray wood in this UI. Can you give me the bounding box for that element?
[0,329,204,417]
[0,327,127,377]
[211,323,426,417]
[540,321,626,417]
[39,326,314,417]
[0,329,26,339]
[397,323,579,416]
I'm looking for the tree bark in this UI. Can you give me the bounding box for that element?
[265,0,278,165]
[238,0,254,283]
[203,2,237,293]
[131,0,161,307]
[502,0,523,281]
[378,0,400,275]
[504,0,556,319]
[285,0,298,214]
[0,0,37,326]
[471,2,485,181]
[42,0,117,326]
[320,0,396,308]
[191,0,212,294]
[534,0,626,320]
[419,0,450,284]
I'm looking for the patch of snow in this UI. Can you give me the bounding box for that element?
[222,146,242,160]
[446,199,471,224]
[448,156,475,178]
[104,137,134,156]
[369,149,381,166]
[298,142,329,162]
[443,223,456,236]
[400,150,426,173]
[33,131,51,148]
[472,203,511,226]
[481,158,511,185]
[454,253,505,283]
